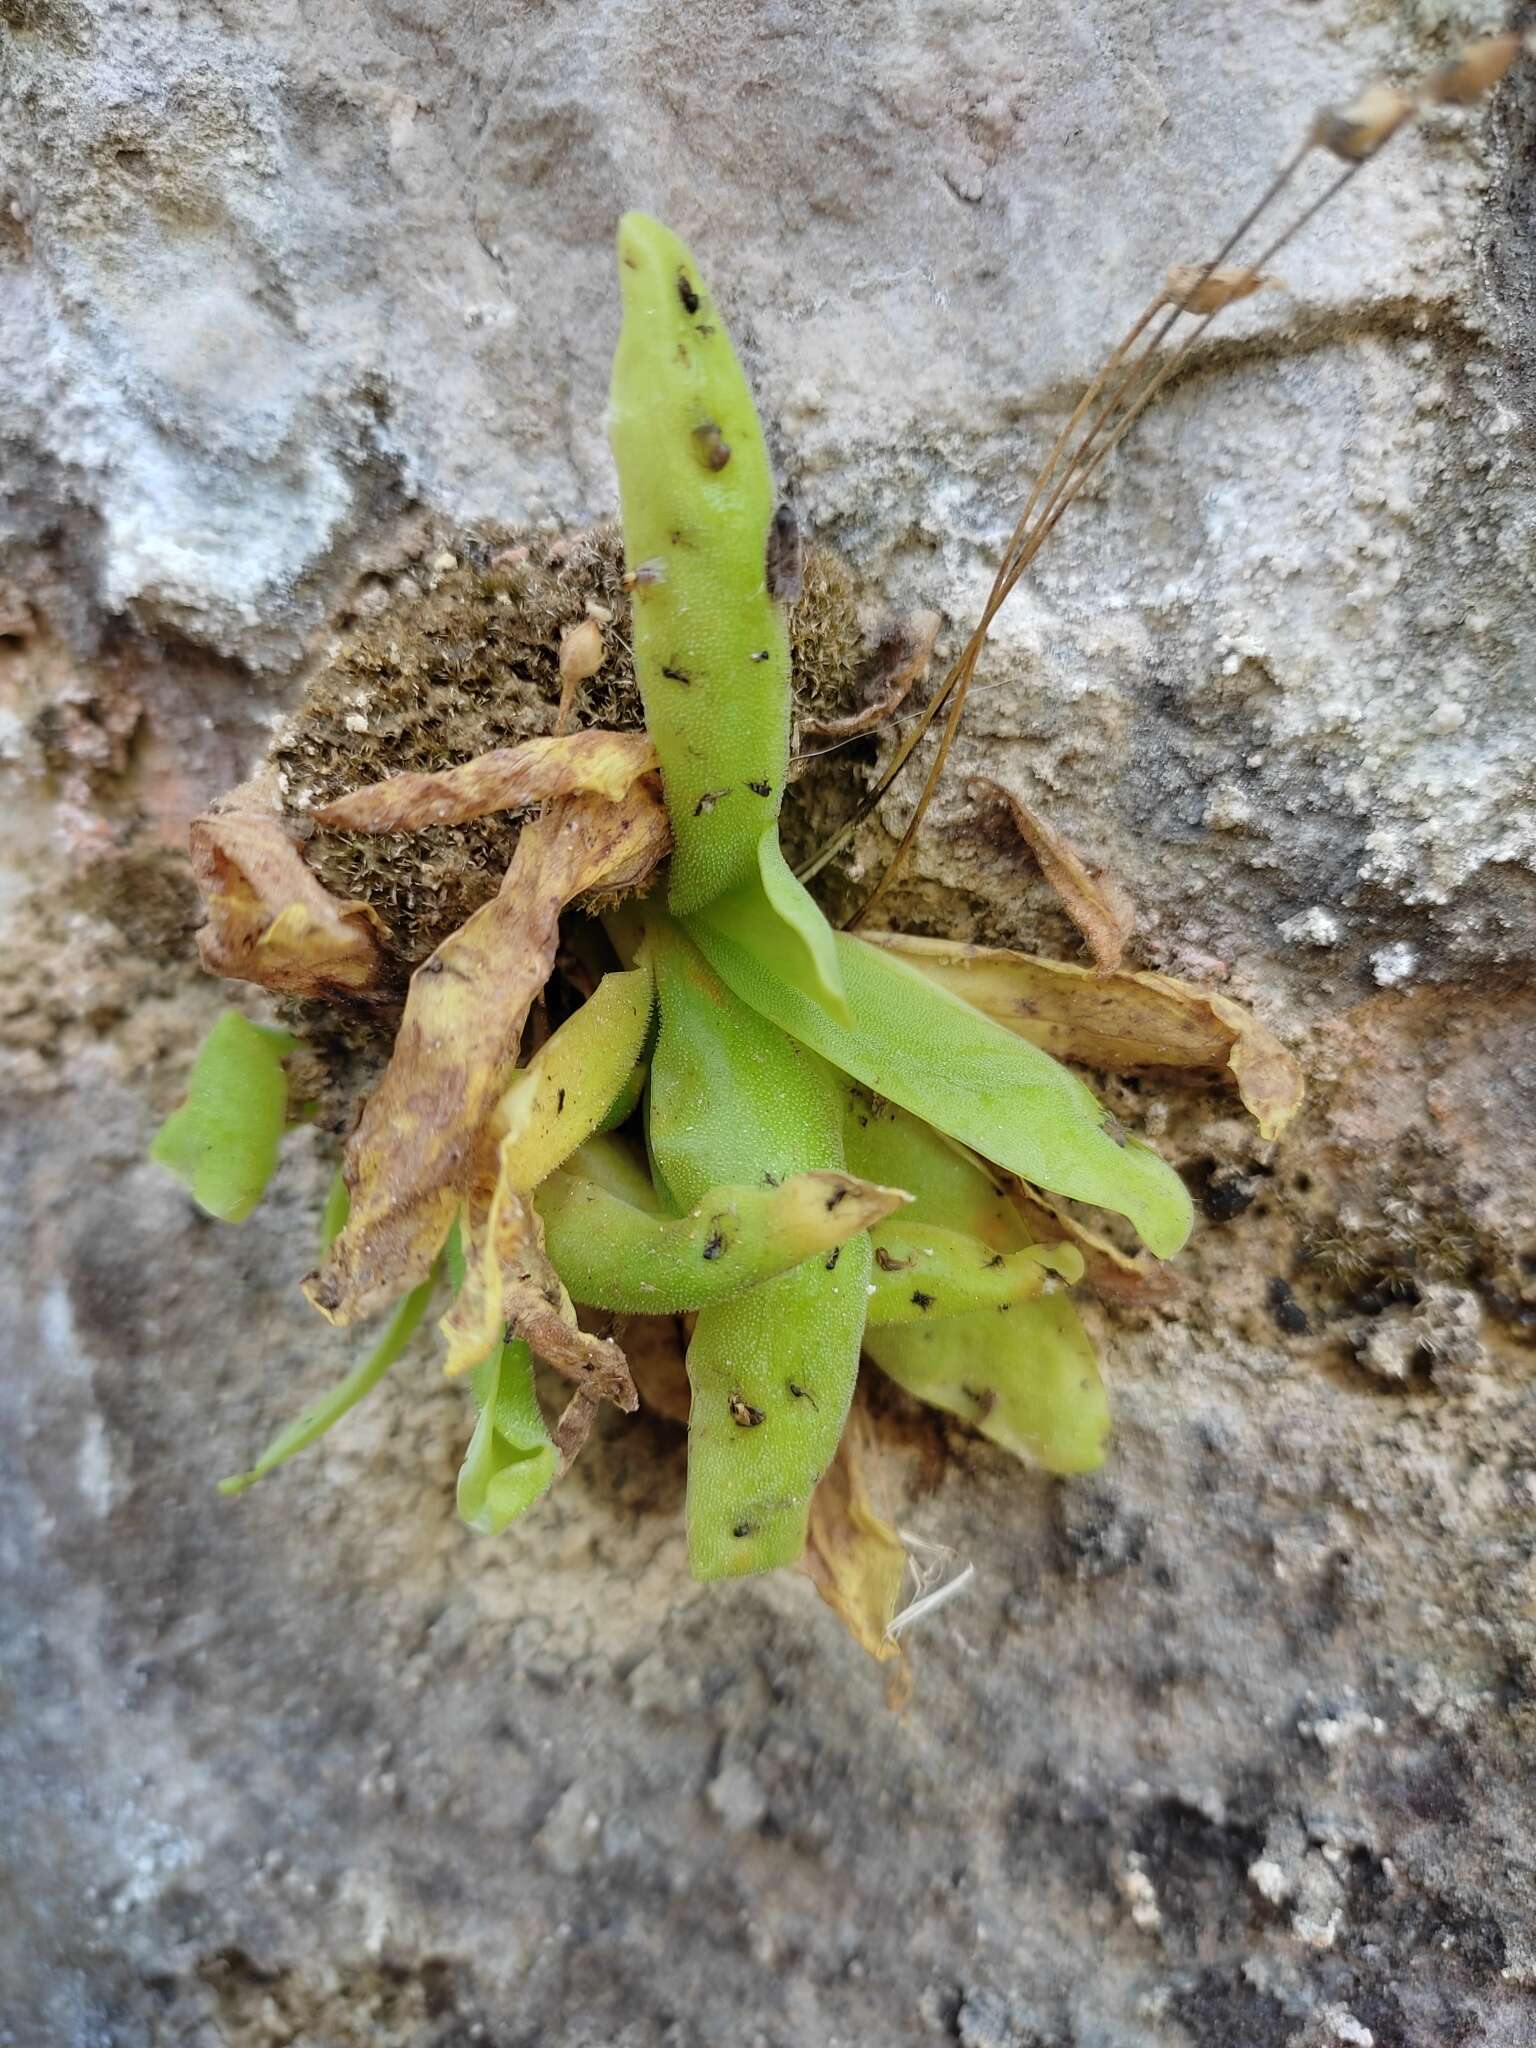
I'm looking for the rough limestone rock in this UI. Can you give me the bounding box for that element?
[3,3,1533,2045]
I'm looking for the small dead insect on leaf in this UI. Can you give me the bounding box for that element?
[692,421,731,471]
[729,1393,766,1428]
[765,502,803,604]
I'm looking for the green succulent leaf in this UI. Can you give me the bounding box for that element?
[595,1058,648,1134]
[608,212,793,916]
[690,921,1194,1259]
[150,1010,296,1223]
[684,1242,873,1580]
[865,1292,1109,1475]
[565,1132,665,1213]
[844,1086,1023,1248]
[865,1221,1080,1326]
[647,913,869,1578]
[538,1161,905,1315]
[689,830,849,1023]
[456,1340,559,1536]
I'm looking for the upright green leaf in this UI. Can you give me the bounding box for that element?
[608,212,793,916]
[647,915,870,1579]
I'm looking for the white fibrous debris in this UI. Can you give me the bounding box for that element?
[1279,905,1342,948]
[1371,941,1418,987]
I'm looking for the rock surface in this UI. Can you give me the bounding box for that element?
[3,4,1534,2046]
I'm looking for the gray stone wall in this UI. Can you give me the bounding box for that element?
[3,3,1533,2044]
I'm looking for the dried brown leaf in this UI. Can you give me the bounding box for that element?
[1006,1178,1181,1307]
[970,777,1134,972]
[313,731,661,834]
[863,930,1304,1140]
[304,784,670,1325]
[442,1170,634,1407]
[190,775,402,1004]
[553,1390,603,1470]
[802,1403,907,1664]
[800,609,942,742]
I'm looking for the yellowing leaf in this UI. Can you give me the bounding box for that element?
[442,1163,634,1409]
[866,1292,1110,1475]
[305,784,670,1326]
[802,1404,907,1663]
[863,930,1304,1141]
[313,731,660,833]
[189,779,401,1005]
[487,963,654,1178]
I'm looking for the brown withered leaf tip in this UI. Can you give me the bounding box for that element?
[303,783,670,1327]
[799,609,942,743]
[313,730,660,835]
[861,930,1305,1143]
[802,1399,907,1665]
[189,772,402,1007]
[970,775,1135,974]
[443,1171,634,1408]
[1006,1177,1181,1306]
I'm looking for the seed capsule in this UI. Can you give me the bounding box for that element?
[1424,32,1525,106]
[1312,85,1418,162]
[1162,263,1271,315]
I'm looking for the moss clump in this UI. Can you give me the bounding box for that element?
[787,545,864,731]
[273,524,866,964]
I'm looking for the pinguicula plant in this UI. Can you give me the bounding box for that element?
[152,31,1523,1654]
